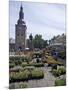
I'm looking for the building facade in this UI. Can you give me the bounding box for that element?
[9,38,15,52]
[48,34,66,52]
[15,5,27,51]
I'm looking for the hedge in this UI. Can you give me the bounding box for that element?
[58,68,66,75]
[10,70,30,82]
[52,69,59,77]
[9,63,15,68]
[52,68,66,77]
[22,63,44,67]
[9,56,31,61]
[58,51,66,59]
[31,69,44,79]
[9,56,31,66]
[55,79,66,86]
[9,56,25,61]
[9,69,44,83]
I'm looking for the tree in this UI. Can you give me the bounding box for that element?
[33,34,44,49]
[29,34,33,50]
[29,34,33,41]
[33,34,48,49]
[43,40,48,48]
[51,36,56,41]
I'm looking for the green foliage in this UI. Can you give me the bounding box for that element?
[52,69,59,77]
[9,63,15,68]
[51,36,56,41]
[22,63,28,67]
[33,34,43,49]
[25,57,31,64]
[33,34,48,49]
[52,68,66,77]
[22,63,44,67]
[31,69,44,79]
[52,65,57,70]
[58,51,66,59]
[10,70,30,82]
[43,40,48,48]
[33,63,44,67]
[29,34,33,41]
[58,68,66,75]
[9,56,31,66]
[9,56,20,61]
[9,56,31,61]
[55,79,66,86]
[14,60,22,65]
[10,69,44,82]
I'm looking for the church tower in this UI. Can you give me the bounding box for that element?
[15,5,27,51]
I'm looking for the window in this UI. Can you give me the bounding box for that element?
[21,34,23,36]
[17,33,19,36]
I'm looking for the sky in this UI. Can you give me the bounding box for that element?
[9,0,66,40]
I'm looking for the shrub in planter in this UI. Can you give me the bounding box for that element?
[55,79,66,86]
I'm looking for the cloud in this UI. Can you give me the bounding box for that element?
[9,1,66,40]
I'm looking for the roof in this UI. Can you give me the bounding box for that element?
[50,43,63,46]
[9,38,15,44]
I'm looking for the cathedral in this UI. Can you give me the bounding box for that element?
[9,5,27,52]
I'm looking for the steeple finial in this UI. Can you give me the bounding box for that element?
[19,3,24,20]
[20,2,23,11]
